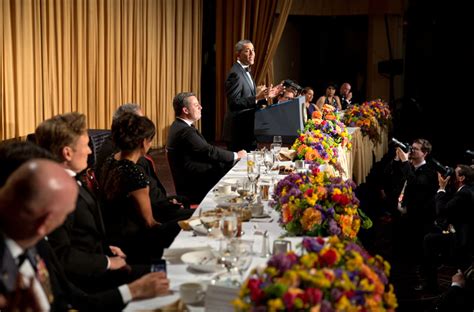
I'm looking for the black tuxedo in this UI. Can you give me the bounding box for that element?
[0,238,125,311]
[223,62,258,151]
[167,118,234,203]
[436,184,474,265]
[48,183,147,293]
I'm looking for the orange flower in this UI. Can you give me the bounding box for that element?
[312,111,322,119]
[305,149,319,161]
[301,208,322,231]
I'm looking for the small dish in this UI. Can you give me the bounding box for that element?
[181,250,223,273]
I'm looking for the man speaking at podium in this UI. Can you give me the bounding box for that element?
[223,39,281,152]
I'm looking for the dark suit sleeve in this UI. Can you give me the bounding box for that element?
[182,126,234,164]
[48,210,108,279]
[225,71,257,112]
[40,240,125,311]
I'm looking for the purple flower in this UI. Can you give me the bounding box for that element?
[320,300,334,312]
[302,237,324,253]
[267,253,298,275]
[328,219,341,235]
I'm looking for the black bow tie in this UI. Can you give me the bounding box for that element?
[245,67,251,73]
[17,249,36,268]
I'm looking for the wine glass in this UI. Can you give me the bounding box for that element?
[220,212,238,240]
[263,149,274,174]
[247,154,260,195]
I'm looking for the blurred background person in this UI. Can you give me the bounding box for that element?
[339,82,353,110]
[301,87,317,119]
[315,82,342,111]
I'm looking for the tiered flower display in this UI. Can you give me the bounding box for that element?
[234,236,398,312]
[291,128,339,166]
[308,105,352,150]
[363,100,391,128]
[343,104,380,142]
[271,167,371,239]
[342,99,392,142]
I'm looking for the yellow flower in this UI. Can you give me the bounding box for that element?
[268,298,285,311]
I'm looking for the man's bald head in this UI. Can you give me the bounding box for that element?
[0,159,78,247]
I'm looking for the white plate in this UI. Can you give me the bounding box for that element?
[221,178,239,185]
[181,250,223,273]
[214,194,244,207]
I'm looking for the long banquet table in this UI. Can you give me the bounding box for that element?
[125,126,388,310]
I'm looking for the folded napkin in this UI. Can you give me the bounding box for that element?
[279,148,296,161]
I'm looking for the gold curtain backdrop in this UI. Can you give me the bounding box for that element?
[0,0,202,147]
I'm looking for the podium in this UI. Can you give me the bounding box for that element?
[254,96,305,144]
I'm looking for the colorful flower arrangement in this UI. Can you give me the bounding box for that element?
[270,167,371,239]
[233,236,397,312]
[308,105,352,150]
[291,129,339,166]
[343,104,380,142]
[365,100,392,127]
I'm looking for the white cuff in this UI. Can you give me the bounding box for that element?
[106,256,110,270]
[437,189,446,193]
[118,284,133,304]
[451,282,463,288]
[233,152,238,161]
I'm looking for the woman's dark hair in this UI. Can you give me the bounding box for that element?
[111,113,155,152]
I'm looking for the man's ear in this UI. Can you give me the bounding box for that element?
[182,106,189,115]
[62,146,73,162]
[36,212,52,237]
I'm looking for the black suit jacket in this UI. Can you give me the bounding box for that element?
[167,119,234,203]
[0,238,124,311]
[48,183,147,292]
[436,184,474,258]
[223,62,258,151]
[397,161,438,222]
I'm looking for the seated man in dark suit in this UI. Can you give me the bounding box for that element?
[0,159,170,310]
[167,92,247,203]
[35,113,150,292]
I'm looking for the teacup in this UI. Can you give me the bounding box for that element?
[218,184,232,195]
[179,282,205,305]
[273,239,292,255]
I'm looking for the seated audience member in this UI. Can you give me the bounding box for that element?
[0,141,56,187]
[96,103,193,222]
[339,82,353,110]
[0,160,170,310]
[301,87,317,120]
[315,83,342,111]
[435,269,473,311]
[420,164,474,292]
[34,113,149,292]
[277,88,296,103]
[99,113,180,264]
[167,92,246,203]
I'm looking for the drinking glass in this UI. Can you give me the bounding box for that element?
[247,153,260,194]
[220,212,238,240]
[273,135,282,145]
[263,149,274,174]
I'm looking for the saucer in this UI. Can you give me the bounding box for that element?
[251,213,271,219]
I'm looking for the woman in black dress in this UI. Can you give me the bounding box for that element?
[99,113,182,263]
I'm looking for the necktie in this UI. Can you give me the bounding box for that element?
[245,66,251,73]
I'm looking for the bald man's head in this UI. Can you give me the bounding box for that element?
[0,159,78,247]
